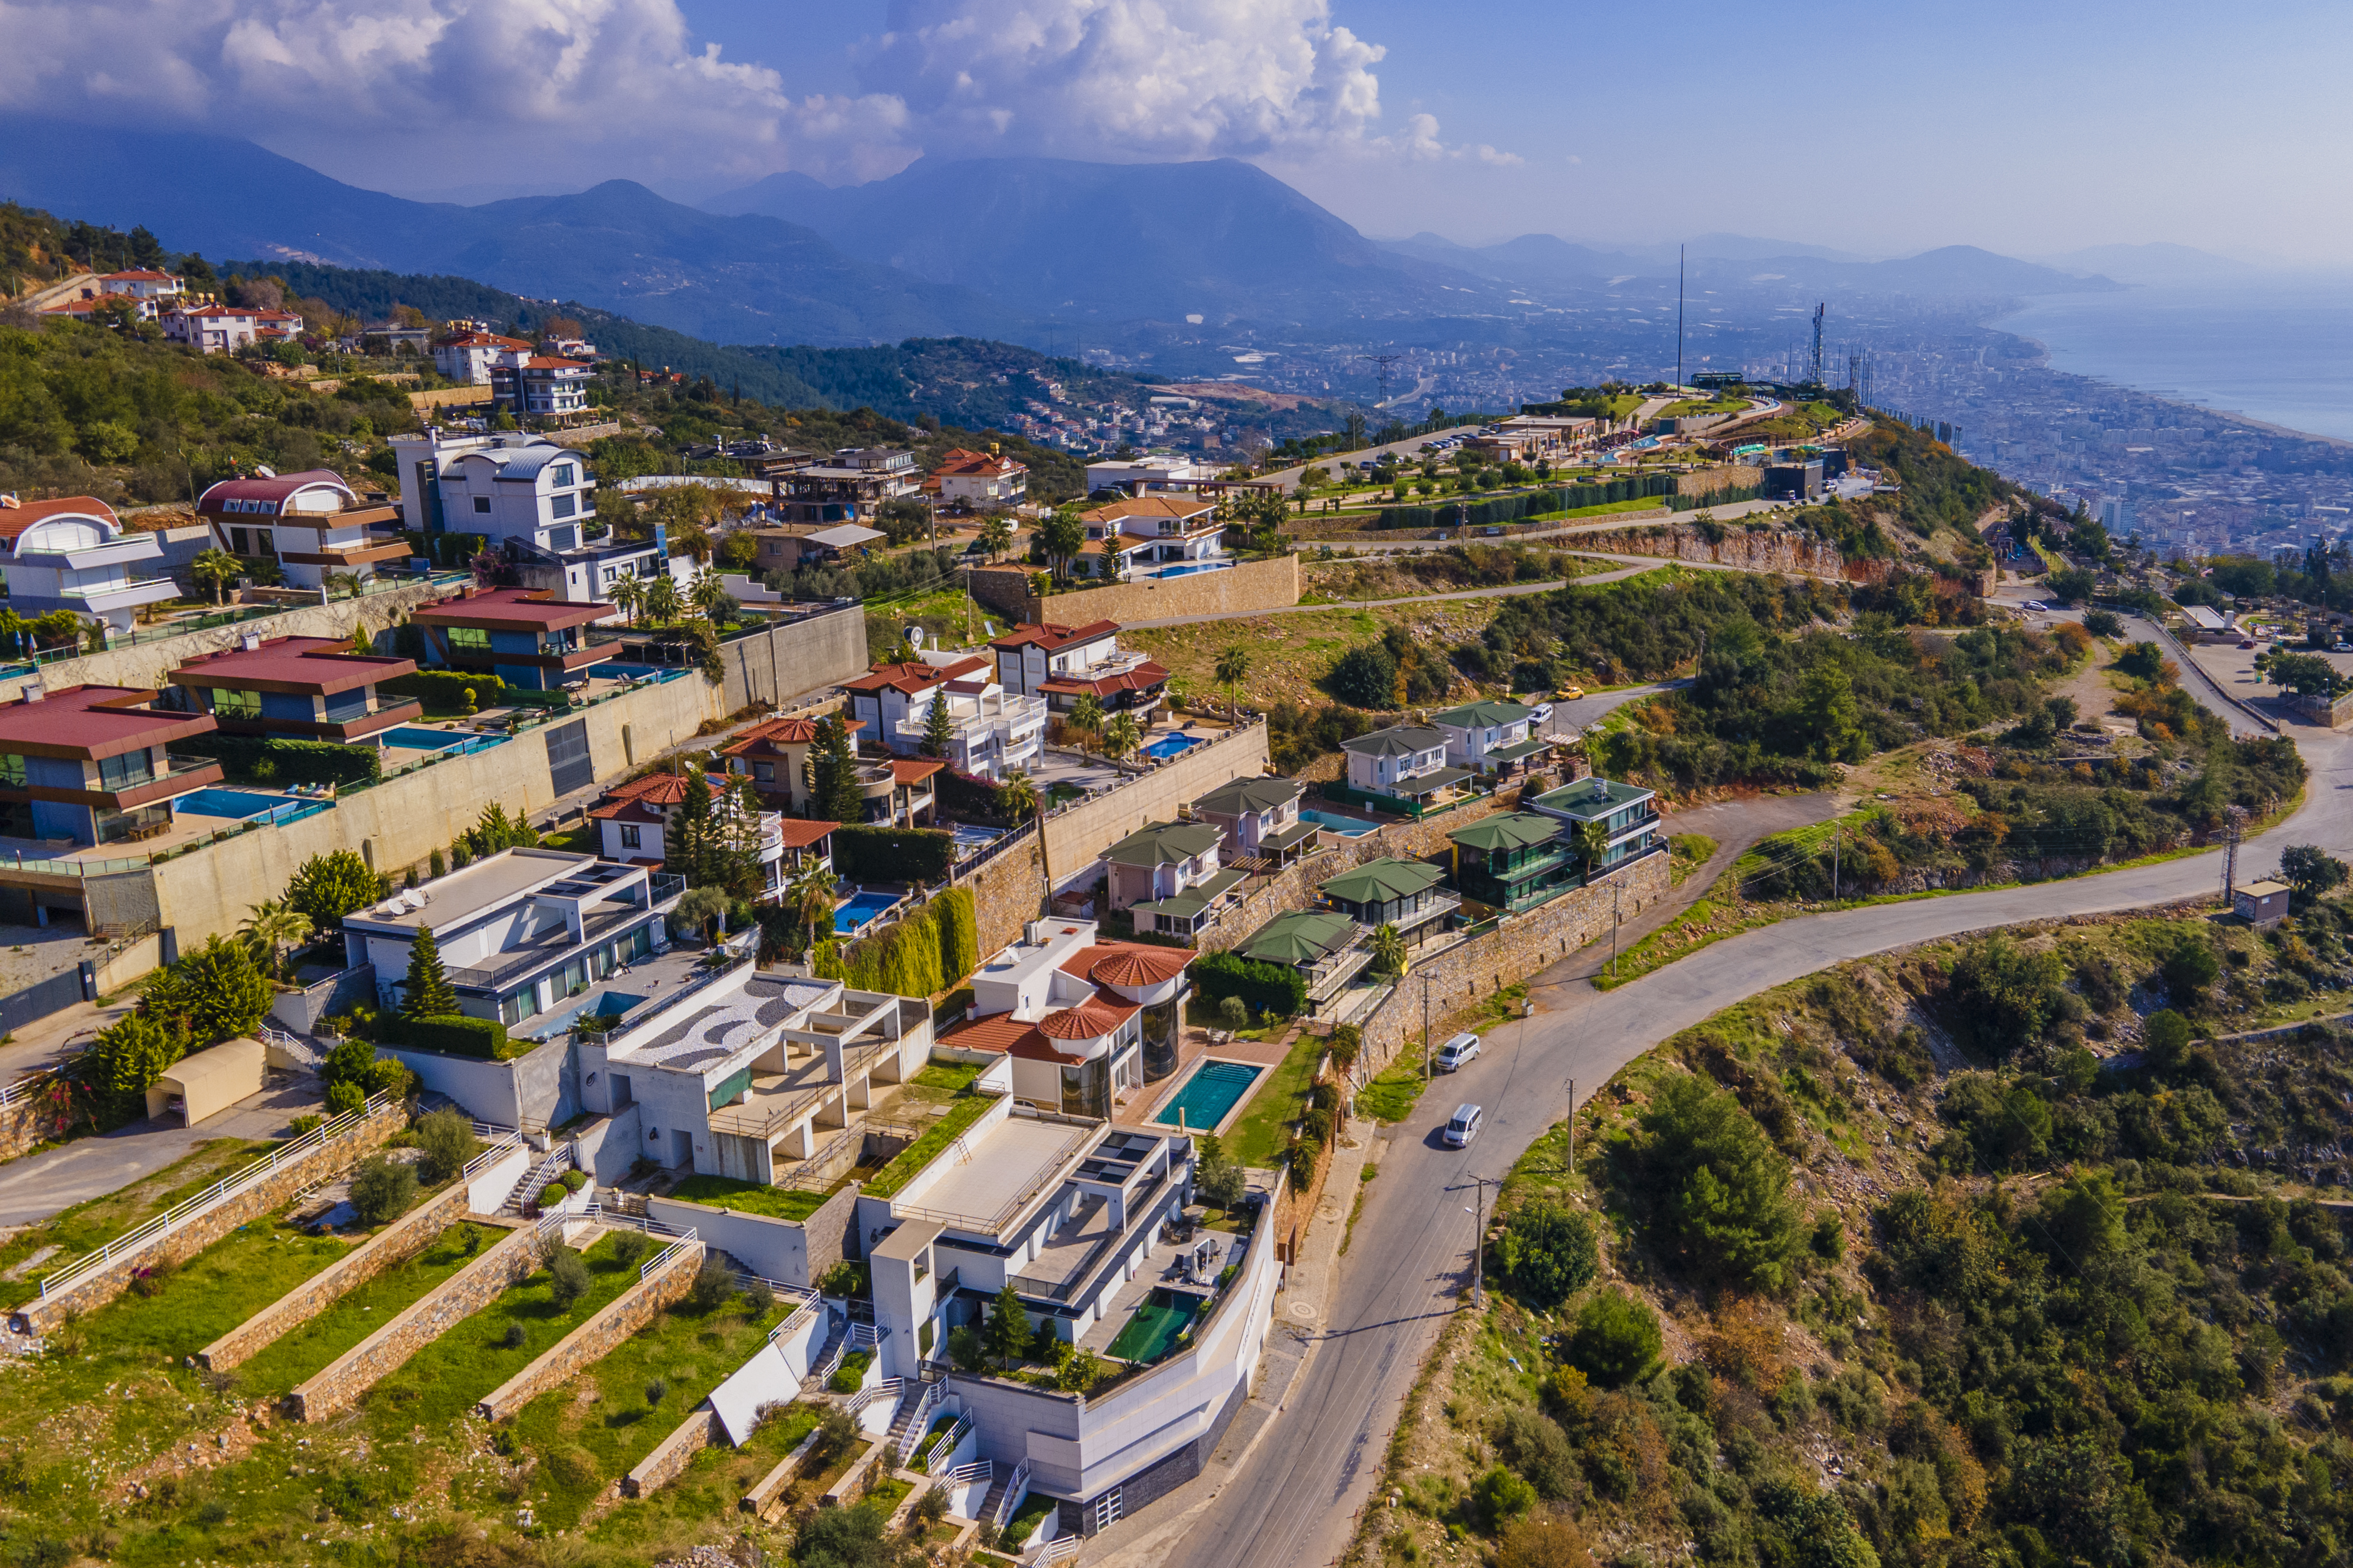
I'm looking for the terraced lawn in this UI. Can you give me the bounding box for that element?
[583,1400,821,1553]
[234,1218,491,1397]
[0,1136,282,1309]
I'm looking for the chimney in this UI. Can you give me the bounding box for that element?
[240,633,262,652]
[22,684,43,704]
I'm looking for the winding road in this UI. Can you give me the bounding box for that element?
[1120,626,2347,1568]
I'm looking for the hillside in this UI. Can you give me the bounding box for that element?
[1364,890,2353,1568]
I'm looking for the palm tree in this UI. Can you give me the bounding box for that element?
[324,571,363,601]
[1102,711,1142,765]
[998,770,1039,825]
[644,573,683,626]
[1215,645,1249,710]
[1068,692,1105,755]
[1369,922,1408,978]
[189,548,241,606]
[608,574,646,625]
[1575,819,1612,878]
[977,514,1014,563]
[240,899,315,982]
[688,567,726,619]
[788,856,838,955]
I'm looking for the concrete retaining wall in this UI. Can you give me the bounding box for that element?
[474,1236,705,1421]
[198,1177,469,1371]
[12,1099,407,1336]
[1041,724,1271,878]
[968,556,1299,627]
[742,1424,824,1515]
[289,1215,569,1421]
[714,605,869,715]
[649,1184,856,1289]
[465,1140,533,1214]
[624,1403,725,1498]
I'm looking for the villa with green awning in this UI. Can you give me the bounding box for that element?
[1236,909,1372,1008]
[1530,775,1662,876]
[1105,818,1248,941]
[1447,810,1578,912]
[1315,856,1458,942]
[1431,698,1552,778]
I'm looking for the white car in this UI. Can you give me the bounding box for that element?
[1442,1104,1484,1148]
[1434,1032,1482,1073]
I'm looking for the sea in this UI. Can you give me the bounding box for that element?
[1992,276,2353,443]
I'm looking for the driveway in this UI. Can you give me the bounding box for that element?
[1144,721,2353,1568]
[0,1080,325,1227]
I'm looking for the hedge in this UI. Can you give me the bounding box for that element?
[1192,949,1310,1017]
[936,768,1013,826]
[386,1013,515,1059]
[819,886,978,999]
[175,733,382,787]
[1377,473,1677,531]
[832,825,955,884]
[382,669,505,713]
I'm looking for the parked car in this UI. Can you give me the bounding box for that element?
[1528,701,1555,728]
[2239,639,2257,649]
[1435,1032,1482,1073]
[1557,686,1586,702]
[1442,1104,1484,1148]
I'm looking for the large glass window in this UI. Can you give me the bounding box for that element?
[553,464,575,487]
[551,493,576,519]
[98,750,154,790]
[472,495,491,514]
[0,754,24,788]
[501,988,540,1026]
[214,688,262,720]
[447,626,491,652]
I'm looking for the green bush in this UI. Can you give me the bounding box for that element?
[1469,1464,1538,1530]
[686,1251,735,1312]
[386,1013,513,1059]
[831,825,955,883]
[1567,1288,1662,1386]
[546,1246,590,1309]
[174,734,381,787]
[559,1169,587,1192]
[830,1349,873,1393]
[539,1182,567,1208]
[1193,949,1309,1017]
[411,1106,481,1184]
[348,1155,418,1226]
[381,669,505,714]
[1635,1075,1802,1290]
[1496,1199,1598,1309]
[830,887,978,998]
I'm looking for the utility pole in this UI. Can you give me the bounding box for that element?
[1449,1175,1505,1309]
[1832,823,1841,901]
[1422,975,1432,1083]
[2224,808,2245,905]
[1358,353,1405,411]
[1811,304,1824,388]
[1567,1079,1575,1169]
[1609,882,1622,978]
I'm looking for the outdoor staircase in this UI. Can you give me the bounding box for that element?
[884,1384,931,1454]
[974,1463,1015,1525]
[258,1025,326,1072]
[501,1146,574,1217]
[801,1322,848,1396]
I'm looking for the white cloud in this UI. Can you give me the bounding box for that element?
[0,0,1512,193]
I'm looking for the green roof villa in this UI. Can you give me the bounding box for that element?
[1104,819,1247,942]
[1446,810,1578,913]
[1316,856,1457,942]
[1431,698,1553,778]
[1530,775,1663,877]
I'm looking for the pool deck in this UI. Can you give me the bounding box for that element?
[1118,1028,1292,1133]
[1076,1229,1232,1359]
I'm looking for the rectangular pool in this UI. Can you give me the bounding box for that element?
[834,890,903,936]
[375,726,466,752]
[1142,733,1204,760]
[1107,1286,1204,1364]
[1152,1059,1262,1133]
[1299,808,1378,838]
[1151,562,1235,579]
[175,788,296,820]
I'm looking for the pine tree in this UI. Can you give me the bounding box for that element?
[984,1281,1033,1370]
[818,714,862,823]
[667,768,714,881]
[921,691,954,760]
[402,923,459,1019]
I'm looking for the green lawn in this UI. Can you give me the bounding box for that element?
[585,1400,819,1553]
[910,1060,984,1096]
[865,1092,999,1198]
[359,1230,641,1445]
[1224,1030,1327,1169]
[233,1219,488,1396]
[0,1136,285,1310]
[508,1282,788,1529]
[1521,496,1672,525]
[1355,1052,1434,1125]
[666,1174,831,1222]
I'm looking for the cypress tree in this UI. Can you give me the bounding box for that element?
[402,923,459,1019]
[818,715,862,824]
[666,768,713,880]
[921,692,954,760]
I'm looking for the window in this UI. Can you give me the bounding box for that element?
[0,755,22,788]
[552,464,575,487]
[619,824,641,849]
[501,988,540,1026]
[752,762,773,783]
[551,493,576,519]
[255,529,274,555]
[98,750,155,790]
[472,495,491,514]
[446,626,491,652]
[229,527,249,555]
[214,688,262,720]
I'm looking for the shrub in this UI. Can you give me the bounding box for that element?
[746,1277,775,1316]
[500,1322,525,1349]
[174,734,381,788]
[2082,609,2124,638]
[1635,1075,1802,1289]
[812,1408,858,1464]
[1943,933,2067,1056]
[381,669,505,714]
[831,825,954,883]
[349,1155,418,1225]
[386,1013,512,1059]
[1496,1516,1594,1568]
[1469,1465,1538,1530]
[2116,641,2169,680]
[285,849,385,927]
[1497,1200,1599,1309]
[141,934,273,1045]
[1217,995,1249,1032]
[539,1182,567,1208]
[411,1106,481,1185]
[1194,949,1310,1017]
[2164,937,2219,1004]
[559,1169,587,1191]
[2142,1008,2193,1072]
[686,1251,735,1312]
[546,1246,591,1309]
[1491,1407,1579,1501]
[326,1080,366,1115]
[830,1349,874,1392]
[644,1377,667,1407]
[610,1230,648,1267]
[1567,1288,1662,1386]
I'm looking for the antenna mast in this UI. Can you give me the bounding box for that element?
[1357,352,1406,411]
[1677,245,1686,388]
[1810,303,1824,388]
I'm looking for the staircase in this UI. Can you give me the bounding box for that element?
[502,1146,574,1217]
[985,1460,1032,1532]
[885,1382,934,1459]
[258,1025,326,1072]
[802,1322,849,1396]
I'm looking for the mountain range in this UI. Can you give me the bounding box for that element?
[1,116,2119,350]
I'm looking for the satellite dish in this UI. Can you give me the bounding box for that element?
[907,626,926,649]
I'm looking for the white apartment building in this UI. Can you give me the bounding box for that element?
[842,653,1046,780]
[0,495,179,630]
[195,468,411,590]
[1084,455,1213,496]
[989,620,1170,723]
[432,330,531,386]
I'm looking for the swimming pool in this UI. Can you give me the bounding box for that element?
[1142,732,1204,760]
[174,788,296,820]
[1151,562,1235,579]
[949,822,1005,854]
[1152,1059,1262,1133]
[376,726,466,752]
[834,889,903,936]
[1299,808,1378,838]
[1107,1286,1203,1363]
[583,661,668,682]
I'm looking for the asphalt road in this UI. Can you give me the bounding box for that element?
[1160,688,2349,1567]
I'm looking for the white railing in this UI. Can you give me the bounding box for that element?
[895,1379,944,1463]
[812,1327,855,1387]
[38,1089,396,1300]
[842,1376,905,1417]
[0,1059,65,1110]
[640,1225,701,1282]
[946,1460,992,1487]
[919,1414,971,1475]
[1034,1534,1079,1564]
[460,1132,526,1183]
[992,1461,1032,1529]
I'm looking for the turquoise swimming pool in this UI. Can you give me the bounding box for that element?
[1153,1060,1262,1133]
[1299,808,1378,837]
[175,788,294,820]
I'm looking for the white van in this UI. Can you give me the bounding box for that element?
[1442,1104,1484,1148]
[1434,1032,1481,1073]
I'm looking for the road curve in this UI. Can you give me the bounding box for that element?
[1160,718,2353,1568]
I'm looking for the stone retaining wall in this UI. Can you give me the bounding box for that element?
[12,1100,407,1336]
[1042,724,1269,876]
[474,1237,704,1422]
[199,1179,469,1372]
[958,823,1048,960]
[1352,849,1673,1079]
[742,1424,824,1515]
[1573,523,1847,578]
[0,1082,72,1166]
[289,1215,565,1421]
[967,555,1299,626]
[624,1403,725,1497]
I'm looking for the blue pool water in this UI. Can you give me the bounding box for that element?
[175,788,295,820]
[835,890,903,935]
[1154,562,1234,578]
[1153,1060,1262,1132]
[376,726,466,752]
[1143,733,1204,760]
[584,662,666,681]
[1299,808,1377,837]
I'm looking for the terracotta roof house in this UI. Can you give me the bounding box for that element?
[1073,495,1228,581]
[989,620,1167,722]
[843,653,1043,781]
[939,916,1197,1105]
[166,634,420,743]
[408,588,614,692]
[927,448,1028,509]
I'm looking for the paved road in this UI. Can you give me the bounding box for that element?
[1158,708,2351,1567]
[1287,497,1790,555]
[0,1082,325,1227]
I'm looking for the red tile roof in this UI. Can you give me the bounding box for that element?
[774,818,838,849]
[1036,995,1139,1041]
[1081,496,1216,525]
[886,759,944,785]
[588,796,668,824]
[0,496,117,545]
[990,620,1122,653]
[100,270,177,282]
[1057,943,1193,990]
[1038,660,1169,698]
[607,773,692,807]
[931,448,1028,478]
[519,356,587,369]
[938,1013,1078,1065]
[0,684,216,759]
[168,635,415,694]
[411,587,613,630]
[440,332,529,350]
[842,656,989,696]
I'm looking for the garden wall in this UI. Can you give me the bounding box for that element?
[646,1186,858,1289]
[198,1177,471,1371]
[474,1235,705,1420]
[289,1213,575,1421]
[10,1097,408,1336]
[966,556,1299,628]
[624,1404,726,1498]
[958,823,1048,959]
[1349,849,1672,1082]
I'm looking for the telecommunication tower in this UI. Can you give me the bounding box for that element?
[1357,353,1405,410]
[1809,304,1825,387]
